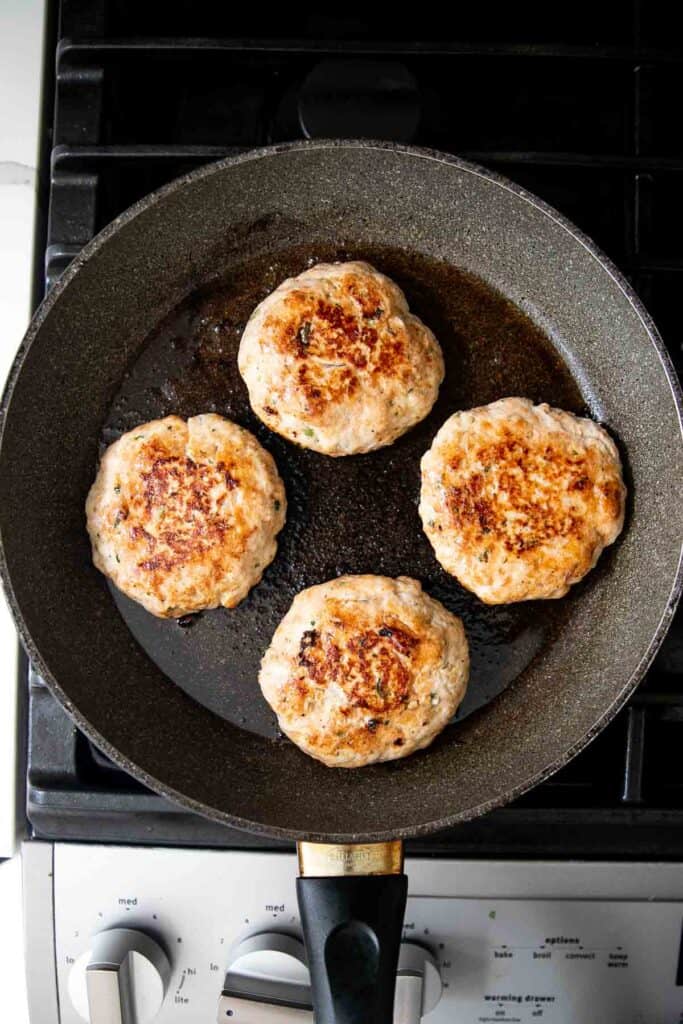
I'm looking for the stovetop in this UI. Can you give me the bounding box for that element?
[26,0,683,856]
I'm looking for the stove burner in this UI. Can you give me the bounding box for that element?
[298,60,420,141]
[30,1,683,854]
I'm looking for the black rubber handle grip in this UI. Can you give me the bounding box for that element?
[297,873,408,1024]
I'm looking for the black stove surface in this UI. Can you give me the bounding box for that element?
[27,0,683,856]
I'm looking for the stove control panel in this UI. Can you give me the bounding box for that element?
[217,933,440,1023]
[25,844,683,1023]
[67,927,171,1022]
[221,931,312,1020]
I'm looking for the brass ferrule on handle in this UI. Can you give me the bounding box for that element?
[297,841,404,877]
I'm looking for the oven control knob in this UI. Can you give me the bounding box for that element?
[68,927,171,1023]
[219,932,313,1020]
[395,942,443,1022]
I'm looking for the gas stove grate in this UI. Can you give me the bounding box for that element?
[26,0,683,855]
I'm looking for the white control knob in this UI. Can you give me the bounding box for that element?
[68,928,171,1023]
[219,933,313,1021]
[394,942,443,1023]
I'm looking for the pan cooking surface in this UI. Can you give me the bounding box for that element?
[103,243,588,740]
[2,141,678,839]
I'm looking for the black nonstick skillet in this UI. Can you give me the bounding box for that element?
[1,142,681,1023]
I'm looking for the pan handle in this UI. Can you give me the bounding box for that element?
[296,842,407,1024]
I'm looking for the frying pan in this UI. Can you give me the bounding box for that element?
[1,141,682,1023]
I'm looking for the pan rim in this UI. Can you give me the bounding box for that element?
[1,139,682,843]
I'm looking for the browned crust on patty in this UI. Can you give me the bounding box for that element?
[86,414,286,617]
[238,262,444,455]
[445,433,620,556]
[259,575,469,767]
[265,276,407,413]
[419,398,626,604]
